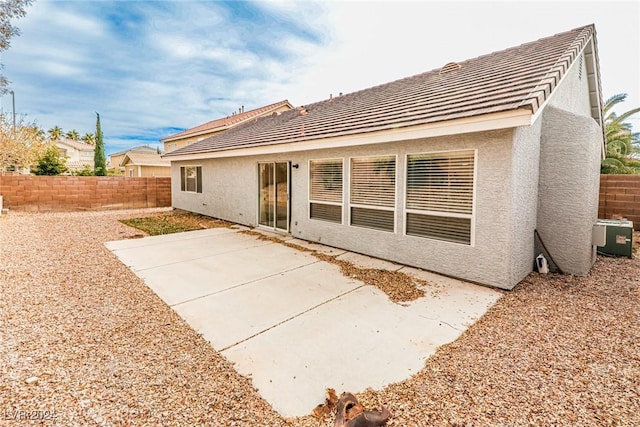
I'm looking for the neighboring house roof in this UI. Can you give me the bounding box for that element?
[55,139,94,152]
[67,160,93,169]
[108,145,158,157]
[162,99,294,143]
[121,152,170,167]
[166,25,602,159]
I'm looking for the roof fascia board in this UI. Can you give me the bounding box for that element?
[528,34,606,159]
[166,109,532,162]
[529,34,595,125]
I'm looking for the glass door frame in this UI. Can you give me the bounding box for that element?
[257,161,290,233]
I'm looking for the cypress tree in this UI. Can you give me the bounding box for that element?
[94,112,106,176]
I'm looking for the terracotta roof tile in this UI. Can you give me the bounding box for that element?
[162,100,293,142]
[108,145,158,157]
[166,25,599,157]
[121,152,170,167]
[56,139,94,152]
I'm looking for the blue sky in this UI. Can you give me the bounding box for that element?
[1,1,638,155]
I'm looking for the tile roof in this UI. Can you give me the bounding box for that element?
[108,145,158,157]
[66,160,94,169]
[56,139,94,152]
[121,152,170,167]
[166,25,600,158]
[162,100,294,142]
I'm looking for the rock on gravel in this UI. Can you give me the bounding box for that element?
[1,211,638,426]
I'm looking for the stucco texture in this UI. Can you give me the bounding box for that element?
[537,105,601,275]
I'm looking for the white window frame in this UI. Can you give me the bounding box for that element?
[348,154,398,233]
[180,165,202,193]
[403,149,477,246]
[308,158,344,224]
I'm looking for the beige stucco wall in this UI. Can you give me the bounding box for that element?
[125,165,137,177]
[124,165,170,177]
[110,153,126,170]
[172,128,531,289]
[140,166,171,177]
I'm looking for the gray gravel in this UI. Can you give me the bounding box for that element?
[1,210,639,426]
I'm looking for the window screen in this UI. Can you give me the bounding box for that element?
[350,155,396,232]
[406,151,475,244]
[180,166,202,193]
[309,159,343,223]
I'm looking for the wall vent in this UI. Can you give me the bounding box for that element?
[578,54,583,80]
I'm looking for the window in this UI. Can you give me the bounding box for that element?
[405,150,475,245]
[349,155,396,232]
[168,143,177,152]
[180,166,202,193]
[309,159,343,223]
[129,168,133,177]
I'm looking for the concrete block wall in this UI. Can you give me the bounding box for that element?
[0,175,171,211]
[599,175,640,229]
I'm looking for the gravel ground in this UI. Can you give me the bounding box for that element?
[1,210,639,426]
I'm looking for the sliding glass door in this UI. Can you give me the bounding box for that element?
[258,162,289,232]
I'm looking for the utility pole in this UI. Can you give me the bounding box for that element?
[9,90,15,128]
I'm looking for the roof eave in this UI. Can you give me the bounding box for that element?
[161,101,294,143]
[165,108,533,162]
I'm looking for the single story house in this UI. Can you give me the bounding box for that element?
[108,145,158,172]
[164,25,604,290]
[55,139,95,172]
[162,100,293,154]
[121,151,171,177]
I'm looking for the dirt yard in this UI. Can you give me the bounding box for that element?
[1,209,638,426]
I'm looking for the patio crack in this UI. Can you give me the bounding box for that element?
[418,315,462,331]
[170,259,325,307]
[218,284,366,353]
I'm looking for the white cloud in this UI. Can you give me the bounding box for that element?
[0,0,637,154]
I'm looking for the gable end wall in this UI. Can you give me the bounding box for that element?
[534,48,603,274]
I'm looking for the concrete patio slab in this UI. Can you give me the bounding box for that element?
[134,243,317,306]
[106,227,271,271]
[106,229,501,418]
[174,261,362,350]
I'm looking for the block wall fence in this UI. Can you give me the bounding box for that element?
[0,174,637,226]
[0,175,171,212]
[598,174,640,230]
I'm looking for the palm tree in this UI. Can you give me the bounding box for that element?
[48,126,63,141]
[65,129,81,141]
[82,132,95,145]
[601,93,640,174]
[29,125,46,141]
